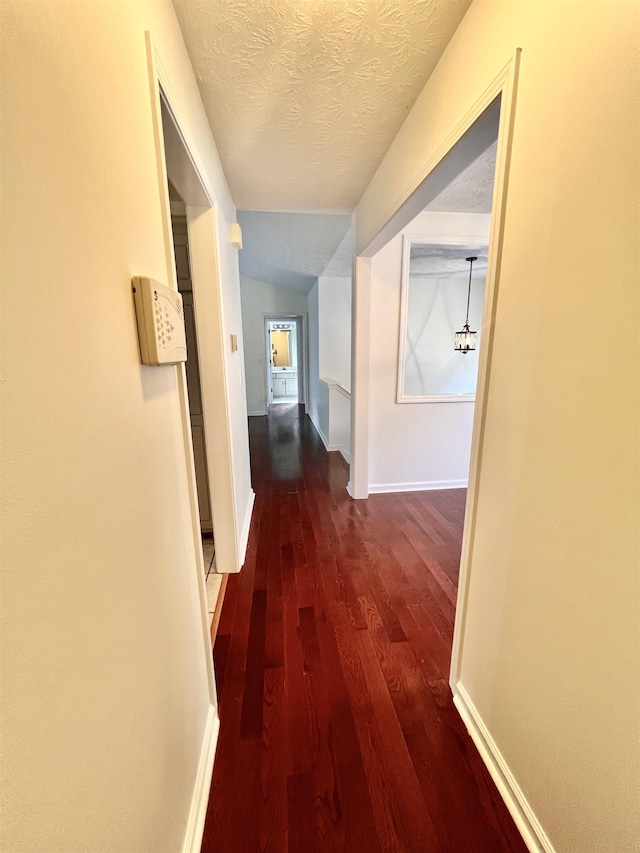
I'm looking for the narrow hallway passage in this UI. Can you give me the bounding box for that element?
[202,405,527,852]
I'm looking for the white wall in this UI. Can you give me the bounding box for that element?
[239,275,308,415]
[369,212,490,492]
[1,2,251,850]
[318,275,352,392]
[356,3,640,851]
[306,282,325,436]
[307,276,352,454]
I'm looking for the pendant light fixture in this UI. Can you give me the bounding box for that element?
[454,256,478,354]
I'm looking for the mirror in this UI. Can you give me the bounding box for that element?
[397,236,487,402]
[268,320,298,372]
[271,329,291,367]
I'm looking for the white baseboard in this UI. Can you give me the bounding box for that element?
[308,411,330,450]
[248,409,266,417]
[181,704,220,853]
[345,479,367,498]
[238,489,255,568]
[452,682,555,853]
[368,478,468,494]
[308,413,350,464]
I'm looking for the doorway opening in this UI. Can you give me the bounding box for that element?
[153,83,241,663]
[265,315,305,408]
[362,97,501,497]
[168,188,217,600]
[351,57,520,693]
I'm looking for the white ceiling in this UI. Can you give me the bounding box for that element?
[409,244,488,277]
[237,211,351,291]
[426,141,497,214]
[172,0,472,212]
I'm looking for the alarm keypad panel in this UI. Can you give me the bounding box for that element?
[132,276,187,366]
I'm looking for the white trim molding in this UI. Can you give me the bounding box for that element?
[327,442,346,453]
[238,489,256,569]
[450,50,522,685]
[369,479,467,494]
[308,410,330,451]
[453,683,555,853]
[181,705,220,853]
[320,377,351,399]
[349,255,372,499]
[397,393,476,404]
[309,409,350,464]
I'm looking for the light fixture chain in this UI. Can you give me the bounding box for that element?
[464,256,474,327]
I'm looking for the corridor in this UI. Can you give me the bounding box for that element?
[202,404,527,852]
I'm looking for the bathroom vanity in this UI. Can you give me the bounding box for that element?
[272,367,298,398]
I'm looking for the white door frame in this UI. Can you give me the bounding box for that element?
[145,34,243,708]
[263,314,306,409]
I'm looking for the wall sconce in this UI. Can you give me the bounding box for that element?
[229,223,243,250]
[454,256,478,354]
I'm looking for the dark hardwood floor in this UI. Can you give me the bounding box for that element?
[202,404,527,853]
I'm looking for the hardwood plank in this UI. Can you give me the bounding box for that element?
[350,621,442,851]
[287,772,320,853]
[240,588,267,739]
[314,615,382,853]
[259,666,288,853]
[202,405,529,853]
[298,606,346,852]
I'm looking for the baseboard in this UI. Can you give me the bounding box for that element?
[368,478,468,494]
[248,409,266,417]
[452,682,555,853]
[181,704,220,853]
[346,480,367,499]
[307,412,351,462]
[308,411,330,451]
[238,489,255,568]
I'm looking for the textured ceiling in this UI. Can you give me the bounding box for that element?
[237,211,351,291]
[235,137,494,289]
[426,141,497,214]
[409,244,488,277]
[172,0,472,211]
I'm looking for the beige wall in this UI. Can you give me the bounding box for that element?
[0,1,251,850]
[357,2,639,851]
